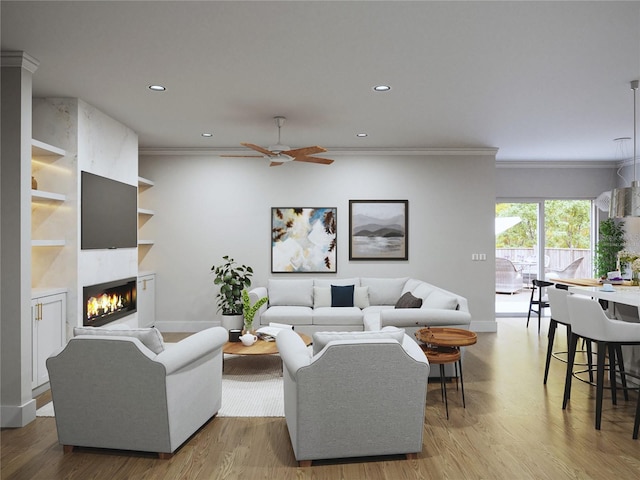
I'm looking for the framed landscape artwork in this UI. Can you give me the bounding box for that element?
[349,200,408,260]
[271,207,337,273]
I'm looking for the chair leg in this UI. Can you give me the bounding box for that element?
[608,344,618,406]
[440,364,449,420]
[526,288,535,327]
[538,301,542,335]
[585,339,594,383]
[563,332,579,409]
[458,359,466,408]
[634,390,640,439]
[544,320,557,385]
[615,345,629,401]
[596,342,607,430]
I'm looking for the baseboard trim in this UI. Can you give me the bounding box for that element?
[470,320,498,333]
[1,399,37,427]
[155,320,220,332]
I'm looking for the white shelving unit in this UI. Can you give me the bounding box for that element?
[32,190,66,202]
[31,140,68,248]
[138,176,154,247]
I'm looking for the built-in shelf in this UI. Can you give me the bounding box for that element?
[138,240,154,245]
[32,189,66,202]
[31,139,66,161]
[138,176,154,188]
[137,207,155,215]
[32,240,66,247]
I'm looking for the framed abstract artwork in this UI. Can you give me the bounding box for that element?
[349,200,408,260]
[271,207,337,273]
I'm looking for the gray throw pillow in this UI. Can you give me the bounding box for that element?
[395,291,423,309]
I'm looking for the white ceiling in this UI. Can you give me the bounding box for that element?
[2,1,640,162]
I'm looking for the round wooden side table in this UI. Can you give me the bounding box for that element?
[415,327,477,419]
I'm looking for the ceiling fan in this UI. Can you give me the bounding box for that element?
[222,116,334,166]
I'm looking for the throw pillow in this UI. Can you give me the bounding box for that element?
[395,291,423,309]
[73,326,165,354]
[313,286,332,308]
[422,290,459,310]
[354,286,370,309]
[331,284,354,307]
[268,279,314,306]
[360,277,409,305]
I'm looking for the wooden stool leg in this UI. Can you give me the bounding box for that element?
[299,460,312,467]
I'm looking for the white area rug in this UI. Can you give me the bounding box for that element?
[36,353,284,418]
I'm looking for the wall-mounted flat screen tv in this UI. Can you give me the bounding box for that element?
[81,171,137,250]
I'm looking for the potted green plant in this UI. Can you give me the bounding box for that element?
[211,255,254,330]
[242,289,268,333]
[594,218,625,279]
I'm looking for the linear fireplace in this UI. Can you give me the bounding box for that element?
[83,277,137,327]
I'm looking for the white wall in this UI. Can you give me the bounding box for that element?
[496,164,617,200]
[140,151,497,332]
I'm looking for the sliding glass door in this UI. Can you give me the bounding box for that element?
[496,200,593,316]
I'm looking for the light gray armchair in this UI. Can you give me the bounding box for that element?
[496,257,524,293]
[46,326,228,458]
[276,328,430,466]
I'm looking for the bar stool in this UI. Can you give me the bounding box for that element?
[545,286,593,385]
[564,294,640,432]
[527,279,553,334]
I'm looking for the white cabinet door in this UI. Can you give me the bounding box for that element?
[137,274,156,328]
[32,292,66,388]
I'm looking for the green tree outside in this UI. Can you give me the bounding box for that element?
[496,201,591,249]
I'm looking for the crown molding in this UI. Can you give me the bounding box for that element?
[139,146,500,157]
[495,160,618,169]
[1,51,39,73]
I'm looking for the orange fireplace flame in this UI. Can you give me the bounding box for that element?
[86,293,125,319]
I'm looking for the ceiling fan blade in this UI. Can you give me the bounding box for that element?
[294,156,334,165]
[285,146,327,158]
[220,154,264,158]
[241,142,275,156]
[270,161,284,167]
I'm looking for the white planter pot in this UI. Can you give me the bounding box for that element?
[221,314,243,331]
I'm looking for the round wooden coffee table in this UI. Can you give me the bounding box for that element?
[415,327,477,419]
[222,332,312,371]
[223,332,312,355]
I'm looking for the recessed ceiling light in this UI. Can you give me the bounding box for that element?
[148,84,166,92]
[373,85,391,92]
[356,133,368,137]
[201,133,213,138]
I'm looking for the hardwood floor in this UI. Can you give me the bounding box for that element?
[2,318,639,480]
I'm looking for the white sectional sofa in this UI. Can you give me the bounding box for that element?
[248,277,471,338]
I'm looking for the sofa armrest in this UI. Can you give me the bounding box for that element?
[276,329,312,377]
[155,327,228,375]
[380,308,471,327]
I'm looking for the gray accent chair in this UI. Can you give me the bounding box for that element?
[46,326,228,458]
[276,328,429,466]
